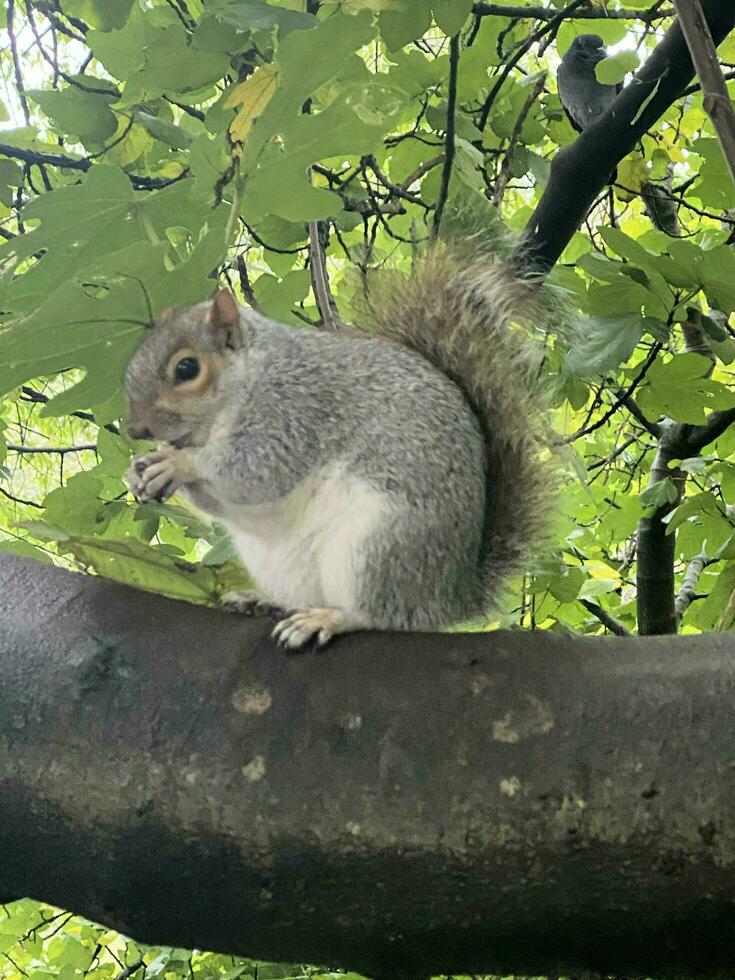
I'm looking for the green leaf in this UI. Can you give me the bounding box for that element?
[640,478,679,512]
[253,269,310,323]
[130,23,230,96]
[556,19,628,56]
[87,6,162,80]
[207,0,315,33]
[433,0,472,35]
[43,473,109,536]
[95,428,131,478]
[135,111,194,149]
[28,86,118,143]
[547,565,585,603]
[379,0,432,50]
[595,51,638,86]
[62,536,220,605]
[565,315,645,375]
[0,540,54,564]
[60,0,134,30]
[693,137,735,210]
[637,353,735,425]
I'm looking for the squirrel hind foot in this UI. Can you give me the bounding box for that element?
[221,590,287,620]
[271,607,362,651]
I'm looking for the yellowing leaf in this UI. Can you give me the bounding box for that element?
[225,63,280,142]
[616,153,648,195]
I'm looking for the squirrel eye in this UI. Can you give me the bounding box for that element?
[174,356,200,384]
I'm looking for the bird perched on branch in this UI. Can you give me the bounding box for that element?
[557,33,621,132]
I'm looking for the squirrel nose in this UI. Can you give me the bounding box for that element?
[126,421,153,441]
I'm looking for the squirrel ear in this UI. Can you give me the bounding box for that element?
[208,289,244,351]
[156,306,174,324]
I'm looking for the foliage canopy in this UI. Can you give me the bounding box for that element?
[1,0,735,974]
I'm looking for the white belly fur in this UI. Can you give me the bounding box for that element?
[220,469,390,612]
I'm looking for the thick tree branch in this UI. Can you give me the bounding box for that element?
[517,0,735,272]
[674,0,735,186]
[685,406,735,453]
[2,554,735,978]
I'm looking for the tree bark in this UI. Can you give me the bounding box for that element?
[674,0,735,186]
[1,554,735,979]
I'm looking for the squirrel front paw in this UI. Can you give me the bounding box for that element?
[271,607,360,650]
[125,448,184,503]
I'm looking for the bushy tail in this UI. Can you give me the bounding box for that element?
[360,242,553,604]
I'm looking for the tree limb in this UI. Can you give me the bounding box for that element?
[675,549,709,623]
[0,143,189,191]
[517,0,735,272]
[473,3,676,21]
[2,554,735,978]
[685,406,735,453]
[674,0,735,187]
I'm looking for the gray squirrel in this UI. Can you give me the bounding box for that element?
[124,245,549,649]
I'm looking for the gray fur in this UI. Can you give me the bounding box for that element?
[126,303,486,628]
[125,246,550,633]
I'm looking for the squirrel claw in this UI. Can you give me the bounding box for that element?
[125,448,180,503]
[271,607,353,651]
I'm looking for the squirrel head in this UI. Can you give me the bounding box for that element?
[124,289,246,447]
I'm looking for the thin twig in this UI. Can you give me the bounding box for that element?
[235,253,261,312]
[26,0,120,96]
[114,961,145,980]
[6,443,97,454]
[8,0,31,126]
[579,598,632,636]
[0,143,188,190]
[308,220,339,330]
[473,3,675,21]
[478,0,588,131]
[566,345,662,442]
[494,72,546,205]
[433,33,460,238]
[0,485,44,509]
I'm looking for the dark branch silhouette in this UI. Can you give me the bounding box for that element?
[518,0,735,271]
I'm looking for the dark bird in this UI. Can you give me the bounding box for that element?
[557,34,621,133]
